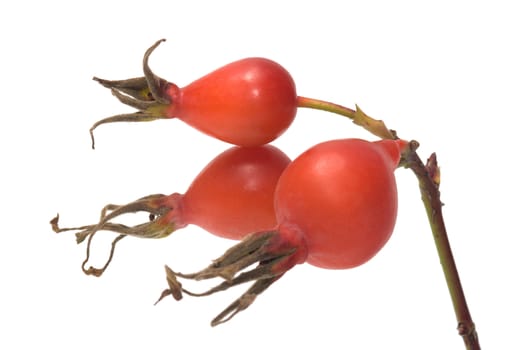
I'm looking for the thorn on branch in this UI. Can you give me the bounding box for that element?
[426,153,441,187]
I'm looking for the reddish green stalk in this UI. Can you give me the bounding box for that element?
[402,146,479,349]
[297,96,480,349]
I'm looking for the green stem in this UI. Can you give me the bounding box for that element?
[297,96,396,140]
[298,96,480,349]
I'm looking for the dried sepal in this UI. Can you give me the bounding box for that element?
[90,39,176,149]
[157,231,302,326]
[50,194,177,276]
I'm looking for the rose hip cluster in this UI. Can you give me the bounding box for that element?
[52,39,407,326]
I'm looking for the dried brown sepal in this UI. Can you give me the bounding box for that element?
[142,39,171,105]
[81,233,125,277]
[155,265,184,303]
[50,194,176,276]
[210,276,279,326]
[90,39,174,149]
[160,231,299,326]
[93,77,153,102]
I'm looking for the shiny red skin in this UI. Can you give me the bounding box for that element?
[274,139,402,269]
[164,58,297,146]
[159,145,291,239]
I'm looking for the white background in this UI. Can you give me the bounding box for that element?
[1,1,518,349]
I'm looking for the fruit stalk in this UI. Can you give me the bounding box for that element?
[298,96,480,349]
